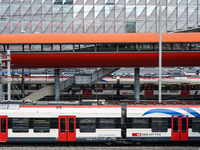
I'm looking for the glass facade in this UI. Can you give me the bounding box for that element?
[0,0,200,34]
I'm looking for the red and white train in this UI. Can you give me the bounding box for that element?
[5,76,200,101]
[0,103,199,145]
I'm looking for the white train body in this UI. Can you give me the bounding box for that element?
[0,104,199,143]
[0,105,121,142]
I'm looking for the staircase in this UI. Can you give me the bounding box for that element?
[21,85,54,102]
[22,68,119,102]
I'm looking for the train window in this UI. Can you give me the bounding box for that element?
[80,118,96,132]
[123,85,132,90]
[182,118,187,132]
[152,118,168,132]
[133,118,148,128]
[99,118,115,128]
[105,84,113,90]
[13,118,29,132]
[192,118,200,132]
[186,85,190,92]
[173,118,178,132]
[94,84,103,92]
[169,85,179,92]
[72,86,80,92]
[1,118,6,133]
[69,118,74,133]
[60,118,65,133]
[33,118,50,133]
[162,84,168,92]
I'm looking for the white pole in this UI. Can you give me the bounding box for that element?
[7,49,11,101]
[159,1,162,103]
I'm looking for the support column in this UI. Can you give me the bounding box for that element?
[54,68,60,101]
[7,49,11,101]
[134,68,140,102]
[0,54,2,100]
[21,69,25,98]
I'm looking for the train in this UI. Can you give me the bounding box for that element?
[0,102,200,145]
[4,76,200,101]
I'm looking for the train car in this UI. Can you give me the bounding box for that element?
[0,103,199,144]
[0,105,121,143]
[4,76,200,100]
[126,104,200,144]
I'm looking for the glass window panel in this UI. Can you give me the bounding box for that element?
[173,44,182,51]
[0,45,5,52]
[123,84,131,90]
[133,118,148,128]
[105,84,113,90]
[80,118,96,132]
[126,21,136,33]
[69,118,74,132]
[64,0,73,5]
[54,0,63,5]
[78,44,95,52]
[9,45,22,52]
[1,118,6,133]
[182,118,187,132]
[52,45,60,51]
[72,86,80,92]
[60,118,65,133]
[191,43,200,50]
[31,45,42,51]
[43,45,51,51]
[62,45,73,52]
[99,118,115,128]
[97,44,116,52]
[34,118,50,133]
[152,118,168,132]
[13,118,29,132]
[162,44,172,51]
[192,118,200,132]
[94,84,103,92]
[173,118,178,132]
[140,44,153,51]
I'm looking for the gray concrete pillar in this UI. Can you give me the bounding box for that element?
[134,68,140,102]
[54,69,60,101]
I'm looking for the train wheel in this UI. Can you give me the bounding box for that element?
[135,142,141,146]
[106,142,113,146]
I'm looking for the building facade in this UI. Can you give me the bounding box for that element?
[0,0,200,34]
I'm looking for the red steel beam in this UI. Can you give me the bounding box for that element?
[7,52,200,68]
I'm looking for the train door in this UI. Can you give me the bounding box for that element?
[82,85,92,97]
[171,117,188,141]
[0,116,8,142]
[58,116,76,141]
[144,83,154,97]
[181,84,190,97]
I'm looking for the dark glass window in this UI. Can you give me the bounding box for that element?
[182,118,187,132]
[152,118,168,132]
[69,118,74,133]
[13,118,29,132]
[133,118,148,128]
[173,118,178,132]
[33,118,50,133]
[80,118,96,132]
[192,118,200,132]
[105,84,113,90]
[123,84,132,90]
[60,118,65,133]
[64,0,73,5]
[99,119,115,128]
[94,84,103,92]
[54,0,62,5]
[1,118,6,133]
